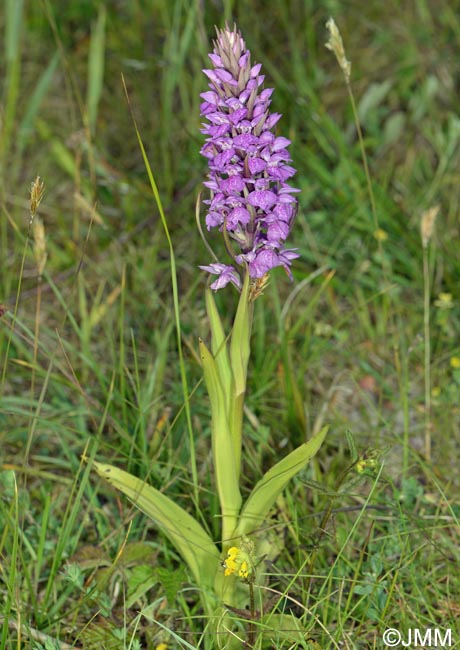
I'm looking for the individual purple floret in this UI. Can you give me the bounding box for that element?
[199,24,299,290]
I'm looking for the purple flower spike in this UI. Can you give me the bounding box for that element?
[200,24,299,290]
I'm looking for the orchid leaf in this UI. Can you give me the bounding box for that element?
[235,426,328,537]
[205,289,232,406]
[92,461,219,588]
[199,338,241,541]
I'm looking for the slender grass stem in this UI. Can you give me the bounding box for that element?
[32,278,42,391]
[345,84,379,235]
[121,75,199,509]
[420,206,438,461]
[422,244,432,460]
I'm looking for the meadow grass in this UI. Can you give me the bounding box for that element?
[1,1,459,648]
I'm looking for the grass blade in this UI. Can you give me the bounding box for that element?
[16,51,60,157]
[86,5,106,136]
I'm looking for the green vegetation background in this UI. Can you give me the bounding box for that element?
[1,0,459,648]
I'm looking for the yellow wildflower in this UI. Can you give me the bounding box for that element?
[355,453,378,475]
[222,542,254,581]
[450,356,460,369]
[239,560,249,579]
[373,228,388,242]
[223,547,239,576]
[434,293,454,309]
[355,460,367,474]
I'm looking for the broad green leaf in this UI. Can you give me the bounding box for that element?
[199,339,241,541]
[92,461,219,588]
[235,426,328,536]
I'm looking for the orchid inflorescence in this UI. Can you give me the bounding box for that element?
[199,24,299,290]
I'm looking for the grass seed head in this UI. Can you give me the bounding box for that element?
[325,18,351,82]
[420,205,439,248]
[30,176,45,215]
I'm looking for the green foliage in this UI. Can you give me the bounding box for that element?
[235,426,328,537]
[92,460,219,591]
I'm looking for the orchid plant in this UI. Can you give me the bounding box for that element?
[92,23,327,643]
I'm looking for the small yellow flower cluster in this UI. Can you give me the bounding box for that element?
[223,546,251,579]
[373,228,388,242]
[355,452,379,475]
[434,292,454,309]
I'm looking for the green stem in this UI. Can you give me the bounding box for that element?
[229,273,254,479]
[422,244,432,460]
[248,581,256,647]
